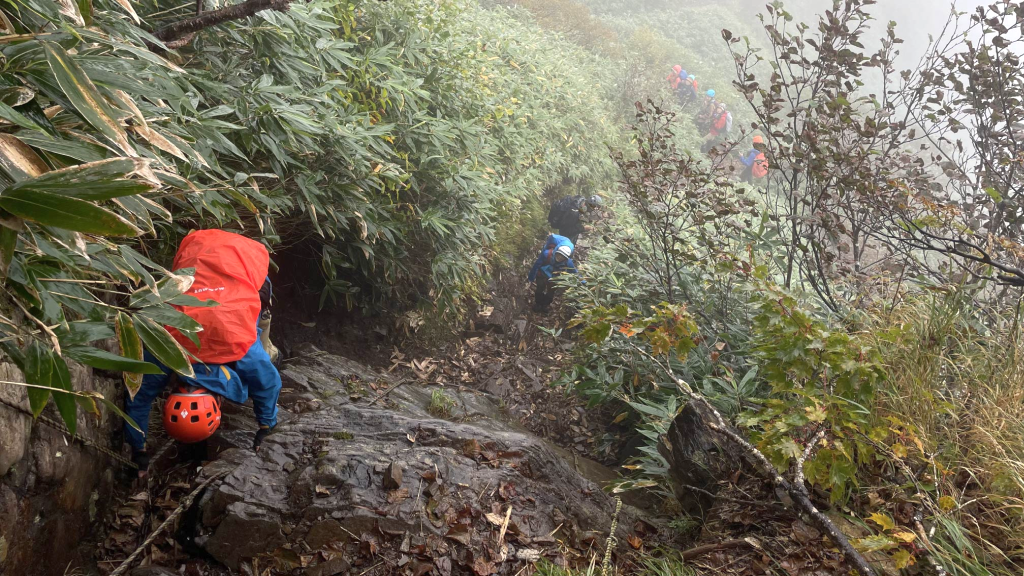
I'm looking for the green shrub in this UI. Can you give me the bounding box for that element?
[0,0,625,424]
[427,388,457,418]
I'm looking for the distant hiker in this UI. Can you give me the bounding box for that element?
[124,229,282,476]
[678,74,699,105]
[739,135,769,183]
[547,194,602,244]
[695,90,717,132]
[528,234,579,312]
[701,102,733,153]
[667,65,684,90]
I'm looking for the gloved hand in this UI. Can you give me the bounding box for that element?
[131,449,150,477]
[253,425,273,452]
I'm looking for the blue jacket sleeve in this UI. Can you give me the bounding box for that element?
[528,252,545,282]
[740,150,758,167]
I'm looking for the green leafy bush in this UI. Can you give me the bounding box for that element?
[0,0,625,427]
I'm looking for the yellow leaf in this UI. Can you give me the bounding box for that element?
[612,412,629,424]
[911,435,924,454]
[868,512,896,532]
[805,404,827,423]
[892,549,915,569]
[892,531,917,543]
[938,496,957,512]
[132,125,186,161]
[891,443,908,458]
[0,134,47,180]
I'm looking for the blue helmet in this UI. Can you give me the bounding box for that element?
[706,89,716,98]
[679,69,688,79]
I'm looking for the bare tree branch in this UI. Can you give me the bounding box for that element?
[153,0,295,44]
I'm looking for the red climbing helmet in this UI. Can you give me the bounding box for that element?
[163,387,221,443]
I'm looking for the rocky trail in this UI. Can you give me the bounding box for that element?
[89,261,669,576]
[84,249,862,576]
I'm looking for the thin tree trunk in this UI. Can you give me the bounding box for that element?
[153,0,294,43]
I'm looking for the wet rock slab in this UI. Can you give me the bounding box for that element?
[193,349,647,573]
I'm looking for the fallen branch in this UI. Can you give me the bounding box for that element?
[701,400,877,576]
[679,539,755,561]
[153,0,295,44]
[632,347,880,576]
[368,379,409,406]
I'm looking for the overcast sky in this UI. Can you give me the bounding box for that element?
[766,1,993,70]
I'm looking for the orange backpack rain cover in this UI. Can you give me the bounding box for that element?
[169,230,269,364]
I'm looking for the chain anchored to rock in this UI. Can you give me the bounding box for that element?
[601,497,622,576]
[0,395,139,470]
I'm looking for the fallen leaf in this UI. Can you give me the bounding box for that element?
[627,534,643,549]
[891,531,917,543]
[867,512,896,532]
[315,485,331,496]
[387,489,410,503]
[472,556,496,575]
[791,520,821,544]
[446,525,472,546]
[435,556,452,576]
[892,549,916,569]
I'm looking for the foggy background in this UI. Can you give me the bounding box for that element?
[737,0,991,71]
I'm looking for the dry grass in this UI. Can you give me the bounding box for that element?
[870,294,1024,574]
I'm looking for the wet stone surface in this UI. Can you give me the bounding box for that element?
[185,348,656,574]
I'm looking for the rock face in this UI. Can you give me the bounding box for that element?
[0,361,125,576]
[191,349,646,573]
[658,401,745,519]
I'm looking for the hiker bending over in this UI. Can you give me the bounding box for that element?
[678,75,699,105]
[667,65,684,90]
[528,234,579,313]
[547,195,602,244]
[739,135,769,183]
[125,229,282,476]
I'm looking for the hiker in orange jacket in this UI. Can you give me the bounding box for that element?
[739,135,769,183]
[667,65,684,90]
[124,230,282,475]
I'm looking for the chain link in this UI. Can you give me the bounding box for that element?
[601,497,622,576]
[0,396,138,470]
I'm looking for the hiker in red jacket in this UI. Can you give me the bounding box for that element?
[701,103,733,153]
[667,65,684,90]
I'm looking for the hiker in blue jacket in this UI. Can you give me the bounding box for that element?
[528,234,579,312]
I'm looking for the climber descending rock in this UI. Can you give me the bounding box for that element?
[124,230,282,476]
